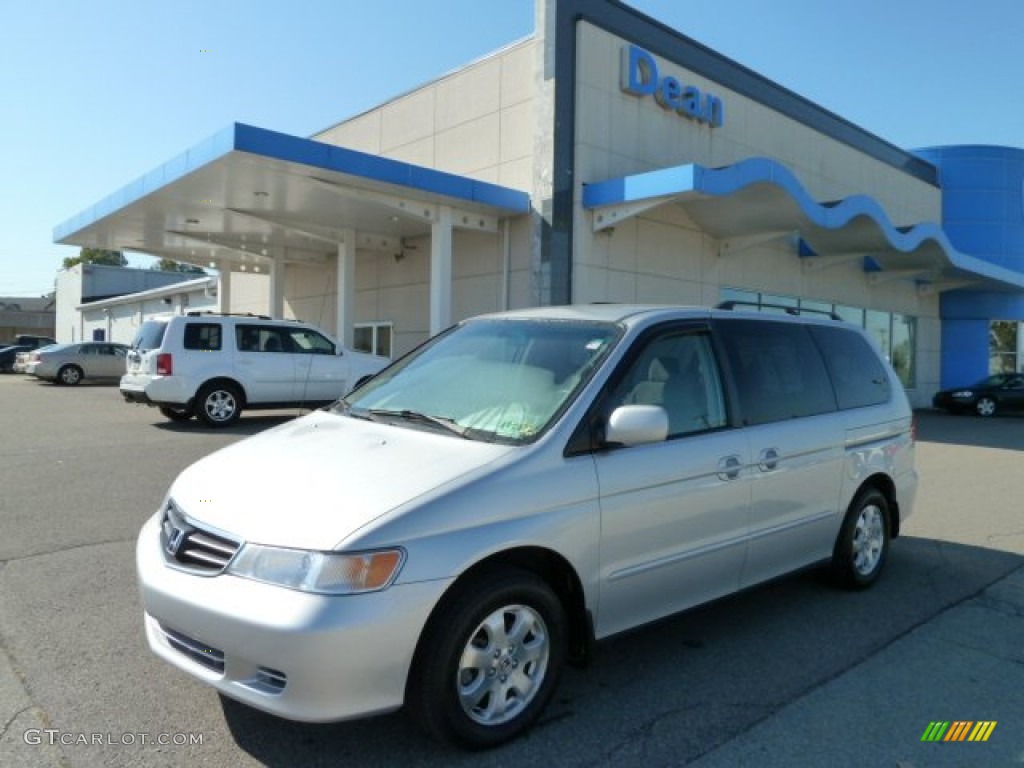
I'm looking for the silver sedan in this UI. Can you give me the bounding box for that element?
[26,342,130,385]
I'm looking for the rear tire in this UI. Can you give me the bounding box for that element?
[159,405,194,422]
[195,382,243,427]
[58,365,83,385]
[407,567,566,749]
[831,487,890,589]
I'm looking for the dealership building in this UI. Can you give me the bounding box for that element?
[54,0,1024,406]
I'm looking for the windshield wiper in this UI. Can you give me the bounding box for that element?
[367,409,472,439]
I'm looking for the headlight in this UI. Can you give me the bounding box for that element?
[951,390,974,398]
[227,545,405,595]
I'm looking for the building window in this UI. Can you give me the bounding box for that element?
[989,320,1020,374]
[354,322,392,358]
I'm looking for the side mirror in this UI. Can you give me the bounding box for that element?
[604,405,669,447]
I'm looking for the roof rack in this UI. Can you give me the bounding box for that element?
[715,300,842,321]
[185,311,272,320]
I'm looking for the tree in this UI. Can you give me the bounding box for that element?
[151,258,206,274]
[62,248,126,269]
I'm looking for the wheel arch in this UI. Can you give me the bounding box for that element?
[408,546,592,685]
[852,473,900,539]
[191,376,248,408]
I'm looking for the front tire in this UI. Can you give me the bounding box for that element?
[407,567,566,749]
[195,382,243,427]
[975,396,997,417]
[57,365,83,385]
[831,487,890,589]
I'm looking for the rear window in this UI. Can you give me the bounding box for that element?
[716,319,837,426]
[808,325,892,409]
[131,321,168,351]
[183,323,222,351]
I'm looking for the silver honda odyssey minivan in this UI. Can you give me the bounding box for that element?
[137,304,917,748]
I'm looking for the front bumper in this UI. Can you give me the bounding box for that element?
[136,514,451,722]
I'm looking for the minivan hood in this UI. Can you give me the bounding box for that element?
[168,410,514,550]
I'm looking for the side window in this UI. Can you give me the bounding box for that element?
[184,323,222,351]
[79,345,96,356]
[808,325,892,409]
[608,330,728,438]
[236,325,289,353]
[289,329,335,355]
[717,319,836,426]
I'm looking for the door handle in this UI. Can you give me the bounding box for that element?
[717,455,741,481]
[758,447,780,472]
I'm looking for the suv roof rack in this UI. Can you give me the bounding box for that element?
[715,300,842,321]
[185,311,272,320]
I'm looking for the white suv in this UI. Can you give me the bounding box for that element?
[121,313,387,427]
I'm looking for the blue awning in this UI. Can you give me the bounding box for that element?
[583,157,1024,293]
[55,123,530,270]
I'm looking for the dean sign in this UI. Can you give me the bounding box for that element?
[620,44,725,128]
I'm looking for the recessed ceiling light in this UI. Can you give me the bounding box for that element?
[254,191,269,198]
[186,218,200,224]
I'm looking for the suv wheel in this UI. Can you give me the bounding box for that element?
[196,382,243,427]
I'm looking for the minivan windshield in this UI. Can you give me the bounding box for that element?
[131,320,169,351]
[338,318,621,444]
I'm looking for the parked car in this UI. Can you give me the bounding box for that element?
[0,345,31,373]
[13,346,52,374]
[137,304,917,748]
[25,342,130,385]
[932,372,1024,417]
[120,312,388,427]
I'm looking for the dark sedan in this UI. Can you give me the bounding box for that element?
[0,344,31,373]
[932,373,1024,417]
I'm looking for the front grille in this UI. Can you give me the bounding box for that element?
[160,501,241,574]
[161,625,225,673]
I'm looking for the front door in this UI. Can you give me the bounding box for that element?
[591,326,751,638]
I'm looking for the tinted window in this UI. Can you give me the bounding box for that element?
[236,325,290,353]
[183,323,222,351]
[717,319,836,425]
[131,321,168,351]
[808,325,892,409]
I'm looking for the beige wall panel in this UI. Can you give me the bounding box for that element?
[453,274,502,321]
[315,111,382,154]
[436,57,501,132]
[454,231,500,278]
[498,156,534,191]
[383,136,435,167]
[500,100,536,164]
[380,89,436,152]
[435,113,502,175]
[500,41,535,108]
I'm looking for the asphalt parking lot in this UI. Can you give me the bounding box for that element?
[1,374,1022,767]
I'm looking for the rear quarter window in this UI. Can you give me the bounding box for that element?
[808,325,892,409]
[131,321,168,351]
[716,319,837,425]
[183,323,222,351]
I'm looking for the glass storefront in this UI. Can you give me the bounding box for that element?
[989,320,1021,374]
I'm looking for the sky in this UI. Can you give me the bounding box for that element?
[3,0,1022,297]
